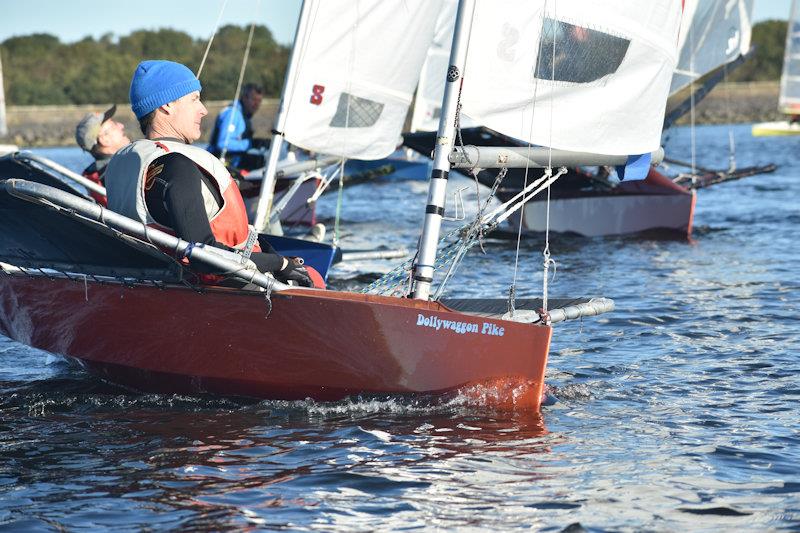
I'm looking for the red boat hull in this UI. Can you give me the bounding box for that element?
[0,274,552,409]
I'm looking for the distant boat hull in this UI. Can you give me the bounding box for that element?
[504,168,696,237]
[0,273,553,410]
[345,148,431,181]
[242,176,319,227]
[751,121,800,137]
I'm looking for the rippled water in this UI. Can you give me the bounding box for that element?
[1,124,798,530]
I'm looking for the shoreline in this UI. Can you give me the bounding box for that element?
[0,81,783,148]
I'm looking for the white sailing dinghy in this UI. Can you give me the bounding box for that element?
[753,0,800,136]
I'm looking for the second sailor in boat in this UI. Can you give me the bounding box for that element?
[104,60,319,288]
[74,104,131,206]
[207,82,267,170]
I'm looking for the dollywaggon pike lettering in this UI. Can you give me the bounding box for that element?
[416,313,504,336]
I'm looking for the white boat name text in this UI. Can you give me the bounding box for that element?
[416,313,504,336]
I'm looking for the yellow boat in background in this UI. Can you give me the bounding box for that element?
[752,120,800,136]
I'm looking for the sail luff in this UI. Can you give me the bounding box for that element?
[670,0,754,96]
[411,0,476,301]
[253,0,315,233]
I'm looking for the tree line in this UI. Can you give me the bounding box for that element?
[0,25,290,105]
[0,20,790,106]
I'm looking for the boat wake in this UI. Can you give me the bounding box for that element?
[0,377,555,419]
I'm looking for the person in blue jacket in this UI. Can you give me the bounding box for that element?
[207,82,265,169]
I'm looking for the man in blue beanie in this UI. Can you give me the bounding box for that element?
[103,60,318,287]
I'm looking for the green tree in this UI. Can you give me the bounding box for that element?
[1,26,290,105]
[730,20,787,81]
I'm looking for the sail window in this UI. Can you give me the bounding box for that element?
[534,19,630,84]
[329,93,384,128]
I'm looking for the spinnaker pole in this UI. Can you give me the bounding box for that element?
[411,0,476,301]
[253,0,314,233]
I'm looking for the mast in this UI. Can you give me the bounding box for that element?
[253,0,314,233]
[411,0,475,301]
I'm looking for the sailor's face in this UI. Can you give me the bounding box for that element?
[172,91,207,143]
[98,119,130,151]
[242,90,263,115]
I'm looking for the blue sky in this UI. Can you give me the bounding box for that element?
[0,0,302,45]
[0,0,792,45]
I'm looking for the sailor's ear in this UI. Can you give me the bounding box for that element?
[159,102,175,115]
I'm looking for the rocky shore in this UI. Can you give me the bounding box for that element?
[0,82,783,148]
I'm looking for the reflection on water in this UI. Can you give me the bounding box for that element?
[1,124,799,530]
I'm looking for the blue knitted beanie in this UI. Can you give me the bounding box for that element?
[129,60,202,119]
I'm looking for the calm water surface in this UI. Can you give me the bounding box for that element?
[1,124,798,530]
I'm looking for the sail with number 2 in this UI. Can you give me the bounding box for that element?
[458,1,681,156]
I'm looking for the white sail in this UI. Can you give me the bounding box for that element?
[459,1,682,156]
[281,0,443,160]
[409,0,458,133]
[780,0,800,114]
[670,0,754,95]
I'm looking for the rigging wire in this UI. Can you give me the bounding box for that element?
[723,61,737,172]
[221,4,261,163]
[196,0,230,79]
[541,0,557,316]
[509,1,551,317]
[689,20,697,183]
[367,166,564,297]
[333,2,360,248]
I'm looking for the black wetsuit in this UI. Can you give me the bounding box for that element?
[143,147,282,273]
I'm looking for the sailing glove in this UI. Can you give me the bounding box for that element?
[275,256,314,287]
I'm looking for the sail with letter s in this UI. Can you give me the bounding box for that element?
[281,0,443,160]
